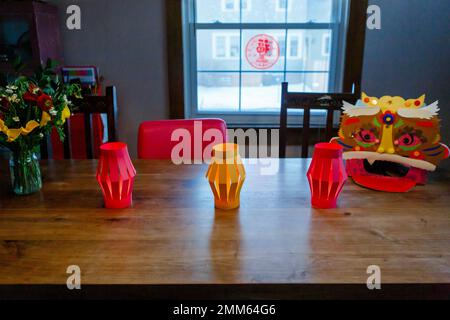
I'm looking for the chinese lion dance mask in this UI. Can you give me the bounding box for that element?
[333,93,449,192]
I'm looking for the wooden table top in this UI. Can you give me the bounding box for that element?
[0,159,449,286]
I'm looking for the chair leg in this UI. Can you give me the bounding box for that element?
[40,136,49,159]
[279,111,287,158]
[301,109,311,158]
[63,122,71,159]
[279,83,288,158]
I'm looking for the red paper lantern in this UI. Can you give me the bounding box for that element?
[96,142,136,209]
[307,142,347,209]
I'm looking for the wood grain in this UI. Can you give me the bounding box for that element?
[0,159,449,285]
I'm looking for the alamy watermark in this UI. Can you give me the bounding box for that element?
[65,4,381,31]
[170,121,280,175]
[66,5,81,30]
[366,265,381,290]
[367,5,381,30]
[66,265,81,290]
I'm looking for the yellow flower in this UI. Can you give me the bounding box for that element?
[6,128,21,142]
[61,106,71,124]
[1,119,40,142]
[21,121,39,135]
[0,119,6,132]
[40,111,51,127]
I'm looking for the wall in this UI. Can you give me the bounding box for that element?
[48,0,169,157]
[362,0,450,168]
[49,0,450,166]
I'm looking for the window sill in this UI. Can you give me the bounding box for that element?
[188,108,340,128]
[189,112,339,128]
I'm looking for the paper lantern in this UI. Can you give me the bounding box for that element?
[96,142,136,209]
[206,143,245,210]
[307,142,347,209]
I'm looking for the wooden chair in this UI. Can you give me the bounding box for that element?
[279,82,359,158]
[41,86,118,159]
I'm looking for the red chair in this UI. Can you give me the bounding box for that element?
[138,119,227,160]
[50,115,104,159]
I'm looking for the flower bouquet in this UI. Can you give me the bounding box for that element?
[0,59,81,195]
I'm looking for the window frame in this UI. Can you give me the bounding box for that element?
[174,0,367,126]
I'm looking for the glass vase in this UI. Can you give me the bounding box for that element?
[9,149,42,195]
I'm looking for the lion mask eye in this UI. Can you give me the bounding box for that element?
[397,133,421,147]
[356,129,378,143]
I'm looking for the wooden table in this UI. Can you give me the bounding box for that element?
[0,159,449,298]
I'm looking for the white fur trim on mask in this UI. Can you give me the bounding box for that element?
[343,151,436,171]
[397,101,439,119]
[342,101,380,117]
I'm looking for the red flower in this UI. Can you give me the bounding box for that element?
[23,91,38,103]
[0,97,9,110]
[23,84,42,104]
[37,94,53,111]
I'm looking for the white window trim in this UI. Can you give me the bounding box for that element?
[212,32,240,59]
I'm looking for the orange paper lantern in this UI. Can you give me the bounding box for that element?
[96,142,136,209]
[206,143,246,210]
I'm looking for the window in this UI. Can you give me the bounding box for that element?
[242,0,251,11]
[275,0,291,12]
[289,36,299,57]
[269,32,302,61]
[212,33,240,59]
[230,35,240,57]
[186,0,350,125]
[322,33,331,56]
[213,35,226,58]
[221,0,251,12]
[222,0,237,11]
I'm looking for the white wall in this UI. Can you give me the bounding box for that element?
[49,0,169,157]
[362,0,450,167]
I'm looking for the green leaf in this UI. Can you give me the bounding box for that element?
[46,59,60,70]
[43,70,56,77]
[56,125,66,142]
